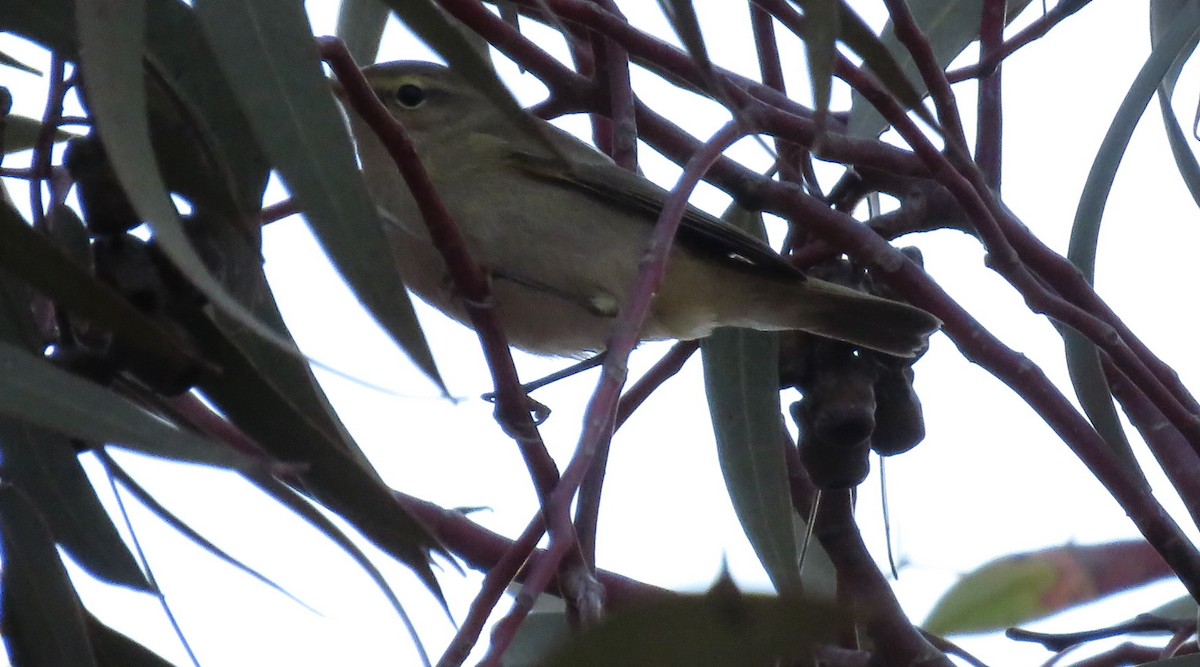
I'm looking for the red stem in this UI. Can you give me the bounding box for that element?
[480,122,745,663]
[975,0,1007,189]
[574,339,700,565]
[946,0,1097,83]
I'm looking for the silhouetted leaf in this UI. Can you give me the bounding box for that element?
[848,0,1035,138]
[924,541,1173,636]
[541,584,843,666]
[100,454,312,610]
[0,341,245,468]
[182,309,445,601]
[194,0,446,394]
[792,0,838,117]
[336,0,390,66]
[1065,8,1200,476]
[0,484,98,667]
[1151,0,1200,207]
[87,612,177,667]
[2,115,77,155]
[0,200,196,379]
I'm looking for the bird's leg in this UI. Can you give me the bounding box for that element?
[481,352,607,423]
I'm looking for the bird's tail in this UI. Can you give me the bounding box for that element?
[745,277,941,357]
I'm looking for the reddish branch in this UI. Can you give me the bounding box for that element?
[479,123,746,664]
[317,38,560,501]
[946,0,1097,83]
[313,0,1200,661]
[975,0,1006,188]
[319,38,605,665]
[31,56,69,230]
[575,339,700,565]
[814,492,951,665]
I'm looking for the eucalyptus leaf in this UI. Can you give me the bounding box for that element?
[701,204,801,595]
[100,453,313,611]
[181,308,445,601]
[0,340,247,468]
[74,0,318,369]
[193,0,446,394]
[1065,8,1200,476]
[0,484,98,667]
[87,612,178,667]
[0,200,195,376]
[336,0,390,66]
[658,0,714,78]
[847,0,1035,138]
[503,609,571,666]
[0,421,149,590]
[541,587,843,667]
[0,243,146,591]
[796,0,837,118]
[2,114,77,155]
[247,473,432,664]
[1151,0,1200,207]
[0,48,41,75]
[703,328,801,594]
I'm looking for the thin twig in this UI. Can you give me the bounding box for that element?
[574,339,699,565]
[31,56,68,230]
[479,122,745,665]
[976,0,1006,189]
[946,0,1097,83]
[318,38,562,501]
[815,491,950,665]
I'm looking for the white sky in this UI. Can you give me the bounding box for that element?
[2,1,1197,665]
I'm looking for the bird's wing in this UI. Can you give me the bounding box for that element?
[507,147,806,281]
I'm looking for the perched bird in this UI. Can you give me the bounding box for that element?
[345,61,939,358]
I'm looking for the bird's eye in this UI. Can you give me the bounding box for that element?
[394,83,426,108]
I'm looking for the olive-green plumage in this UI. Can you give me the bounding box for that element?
[346,61,940,357]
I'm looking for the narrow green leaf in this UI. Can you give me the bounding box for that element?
[0,1,76,55]
[1065,9,1200,476]
[0,421,149,590]
[2,115,77,155]
[703,329,801,594]
[248,473,432,663]
[1151,0,1200,207]
[504,609,571,666]
[847,0,1035,138]
[74,0,316,372]
[0,340,247,468]
[541,586,843,667]
[0,48,41,76]
[0,253,147,591]
[141,0,272,220]
[182,308,444,601]
[831,2,929,121]
[0,200,195,377]
[657,0,714,76]
[1149,594,1199,620]
[924,541,1172,636]
[1,0,272,220]
[336,0,390,66]
[702,206,800,594]
[193,0,446,394]
[798,0,838,117]
[87,612,177,667]
[0,484,98,667]
[100,454,313,611]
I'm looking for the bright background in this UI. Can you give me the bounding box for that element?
[1,1,1196,665]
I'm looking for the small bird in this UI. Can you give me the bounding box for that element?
[345,61,939,358]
